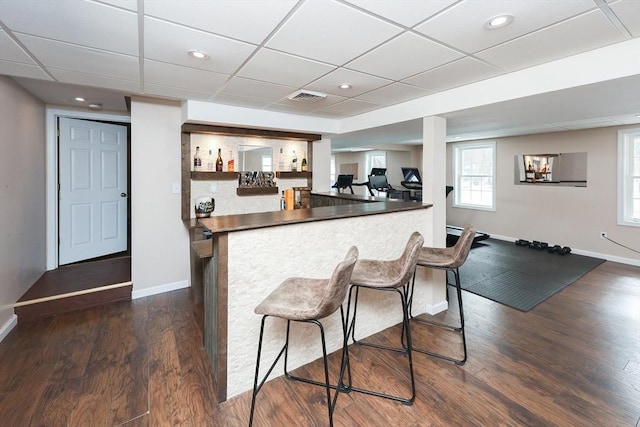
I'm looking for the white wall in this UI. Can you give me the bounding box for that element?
[0,76,46,334]
[446,125,640,263]
[130,97,190,294]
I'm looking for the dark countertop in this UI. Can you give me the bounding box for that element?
[197,195,431,234]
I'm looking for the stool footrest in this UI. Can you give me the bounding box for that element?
[353,339,410,355]
[410,316,462,332]
[412,347,466,365]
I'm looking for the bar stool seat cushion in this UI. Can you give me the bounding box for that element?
[255,277,330,321]
[417,247,457,268]
[417,225,476,270]
[350,260,402,288]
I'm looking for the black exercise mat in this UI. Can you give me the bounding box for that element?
[458,239,606,311]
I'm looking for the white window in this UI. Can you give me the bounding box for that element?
[262,155,272,172]
[330,155,336,185]
[366,151,387,175]
[618,128,640,227]
[453,141,496,210]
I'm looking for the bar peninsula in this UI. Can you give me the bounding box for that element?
[198,194,433,401]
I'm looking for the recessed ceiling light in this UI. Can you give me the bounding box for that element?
[74,97,85,102]
[188,50,209,60]
[89,103,102,110]
[338,83,352,90]
[484,14,514,30]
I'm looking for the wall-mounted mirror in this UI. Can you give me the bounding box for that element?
[238,145,273,172]
[515,152,587,187]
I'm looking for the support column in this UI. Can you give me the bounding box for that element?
[420,116,448,313]
[312,138,332,192]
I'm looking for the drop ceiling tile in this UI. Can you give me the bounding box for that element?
[610,113,640,125]
[144,60,229,93]
[144,0,297,44]
[304,68,393,97]
[218,76,297,102]
[12,76,131,110]
[237,48,336,87]
[98,0,137,12]
[609,0,640,37]
[345,32,463,80]
[144,17,257,75]
[0,29,35,64]
[403,57,501,92]
[414,0,597,54]
[143,83,214,102]
[314,98,381,116]
[16,34,139,80]
[266,0,403,65]
[357,82,430,104]
[0,60,50,79]
[552,117,617,128]
[476,10,626,72]
[265,103,344,118]
[47,69,141,93]
[0,0,138,55]
[344,0,458,27]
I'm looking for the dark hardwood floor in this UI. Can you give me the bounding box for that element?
[0,261,638,426]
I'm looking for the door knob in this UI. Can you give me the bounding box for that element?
[121,193,127,197]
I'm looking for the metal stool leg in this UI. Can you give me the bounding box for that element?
[284,306,351,394]
[251,310,351,426]
[407,266,467,365]
[344,284,416,405]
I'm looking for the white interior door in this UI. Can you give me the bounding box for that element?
[58,118,128,265]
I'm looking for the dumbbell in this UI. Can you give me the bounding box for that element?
[548,244,561,253]
[529,241,547,250]
[557,246,572,255]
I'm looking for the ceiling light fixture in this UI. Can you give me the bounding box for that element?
[484,14,514,30]
[338,83,352,90]
[74,97,85,102]
[188,50,209,60]
[89,103,102,110]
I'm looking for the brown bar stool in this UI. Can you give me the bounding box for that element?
[344,231,424,405]
[408,224,476,365]
[249,246,358,427]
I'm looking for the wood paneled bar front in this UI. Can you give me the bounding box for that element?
[198,196,432,402]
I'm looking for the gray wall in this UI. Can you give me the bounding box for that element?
[446,125,640,262]
[0,76,46,330]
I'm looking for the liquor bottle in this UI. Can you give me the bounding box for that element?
[278,148,285,171]
[193,146,202,170]
[280,191,286,210]
[216,148,223,172]
[301,152,307,172]
[206,149,214,171]
[227,151,235,172]
[291,150,298,172]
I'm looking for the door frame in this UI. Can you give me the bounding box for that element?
[46,108,131,271]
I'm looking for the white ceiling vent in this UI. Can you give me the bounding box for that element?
[287,89,327,103]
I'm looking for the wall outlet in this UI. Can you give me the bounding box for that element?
[172,182,180,194]
[600,231,607,239]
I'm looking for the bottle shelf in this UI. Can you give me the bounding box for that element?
[276,171,312,179]
[237,187,279,196]
[191,171,239,181]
